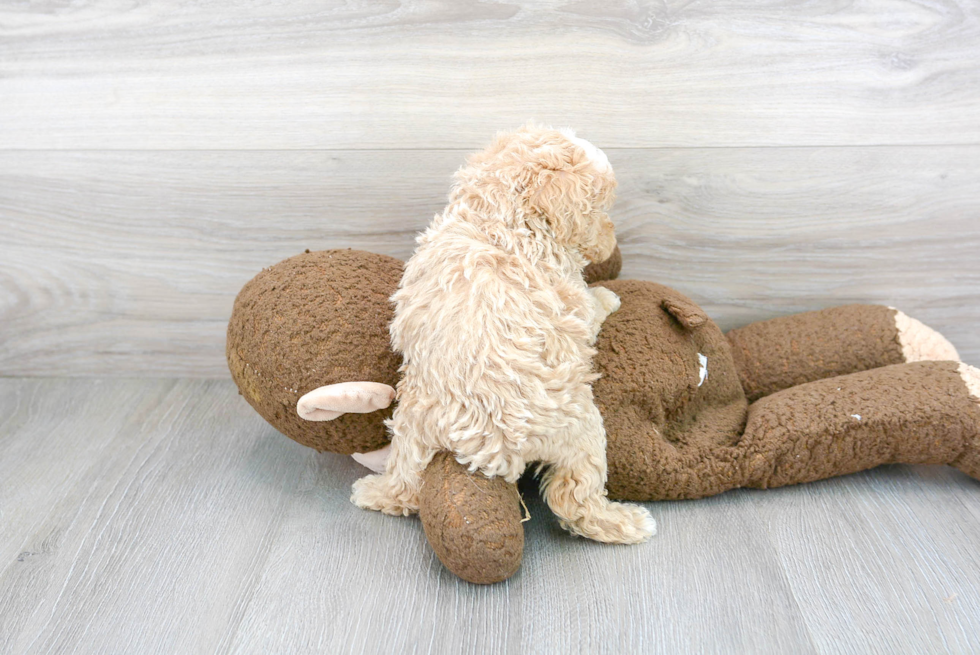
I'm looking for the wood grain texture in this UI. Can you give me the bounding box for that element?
[2,147,978,377]
[2,378,980,653]
[756,466,980,653]
[0,379,308,654]
[2,0,980,149]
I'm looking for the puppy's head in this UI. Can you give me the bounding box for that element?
[453,124,618,264]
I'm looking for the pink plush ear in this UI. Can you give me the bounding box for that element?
[296,382,396,421]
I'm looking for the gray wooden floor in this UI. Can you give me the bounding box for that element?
[2,378,980,654]
[3,0,980,652]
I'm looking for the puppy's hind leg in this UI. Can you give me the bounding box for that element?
[539,404,656,544]
[351,435,434,517]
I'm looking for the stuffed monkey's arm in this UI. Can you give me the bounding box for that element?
[725,305,958,402]
[418,453,525,584]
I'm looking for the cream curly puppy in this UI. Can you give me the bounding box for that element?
[350,125,656,544]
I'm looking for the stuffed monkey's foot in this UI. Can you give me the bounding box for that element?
[351,473,419,516]
[962,363,980,401]
[894,310,960,362]
[419,452,524,584]
[954,363,980,480]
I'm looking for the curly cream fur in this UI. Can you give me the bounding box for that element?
[350,125,655,544]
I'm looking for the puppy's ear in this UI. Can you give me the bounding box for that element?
[525,166,592,246]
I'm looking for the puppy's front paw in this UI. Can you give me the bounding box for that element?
[591,286,621,316]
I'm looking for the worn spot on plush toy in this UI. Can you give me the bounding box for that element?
[697,353,708,387]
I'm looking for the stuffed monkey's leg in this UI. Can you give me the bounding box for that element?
[418,453,525,584]
[738,361,980,490]
[726,305,958,402]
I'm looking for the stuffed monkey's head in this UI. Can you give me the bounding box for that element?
[228,246,622,458]
[227,249,403,455]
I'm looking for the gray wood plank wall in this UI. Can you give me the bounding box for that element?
[2,0,979,378]
[2,1,979,149]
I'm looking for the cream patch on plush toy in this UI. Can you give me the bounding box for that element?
[961,363,980,403]
[892,308,960,362]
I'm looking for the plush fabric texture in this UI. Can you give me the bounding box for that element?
[590,279,749,501]
[726,304,906,402]
[227,248,980,585]
[419,452,525,584]
[601,358,980,502]
[592,294,980,500]
[741,360,980,489]
[227,249,403,454]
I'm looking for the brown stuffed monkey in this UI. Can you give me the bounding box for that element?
[227,248,980,584]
